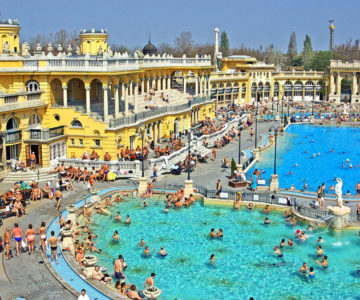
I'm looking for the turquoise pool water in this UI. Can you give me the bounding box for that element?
[90,198,360,300]
[249,124,360,194]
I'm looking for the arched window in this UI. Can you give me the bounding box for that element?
[71,120,82,128]
[6,117,18,131]
[26,80,40,92]
[29,114,41,129]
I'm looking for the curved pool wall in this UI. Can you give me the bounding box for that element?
[90,196,360,300]
[46,188,126,300]
[248,124,360,194]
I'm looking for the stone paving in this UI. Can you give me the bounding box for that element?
[0,119,357,300]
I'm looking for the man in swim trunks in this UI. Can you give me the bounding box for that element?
[114,255,125,280]
[11,223,23,256]
[47,230,60,264]
[144,273,155,288]
[4,228,11,259]
[54,189,63,211]
[158,246,167,256]
[299,262,308,274]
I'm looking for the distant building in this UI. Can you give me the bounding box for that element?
[355,40,360,49]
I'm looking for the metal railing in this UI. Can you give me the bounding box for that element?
[30,129,41,140]
[6,130,22,144]
[49,126,65,138]
[242,156,255,171]
[293,200,328,220]
[4,95,18,104]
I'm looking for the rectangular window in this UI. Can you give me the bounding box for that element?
[94,139,100,147]
[70,138,75,146]
[79,139,83,146]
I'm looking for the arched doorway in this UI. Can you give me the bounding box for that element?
[305,81,314,101]
[294,81,303,101]
[284,81,292,99]
[273,82,279,99]
[174,118,180,138]
[50,78,63,106]
[341,78,351,102]
[241,83,246,102]
[6,117,21,160]
[257,82,263,101]
[264,82,270,100]
[67,78,86,105]
[90,79,103,102]
[251,83,257,102]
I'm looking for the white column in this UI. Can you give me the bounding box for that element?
[200,76,204,97]
[121,82,125,114]
[159,121,162,140]
[62,86,68,107]
[167,76,171,90]
[141,79,144,95]
[125,84,129,116]
[103,86,109,122]
[208,76,211,96]
[195,76,199,96]
[129,81,133,96]
[352,73,357,96]
[183,77,187,94]
[147,78,150,93]
[156,77,160,91]
[162,76,166,91]
[154,123,157,143]
[114,84,119,118]
[134,81,138,114]
[85,86,91,114]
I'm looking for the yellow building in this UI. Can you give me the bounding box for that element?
[0,19,216,169]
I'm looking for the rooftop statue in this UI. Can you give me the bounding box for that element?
[57,44,63,53]
[75,46,81,56]
[21,42,30,56]
[98,45,103,55]
[47,43,53,53]
[107,46,113,57]
[66,44,73,54]
[3,41,10,54]
[36,43,42,52]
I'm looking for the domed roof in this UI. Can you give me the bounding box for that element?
[143,40,158,56]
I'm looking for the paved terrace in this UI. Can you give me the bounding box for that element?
[0,120,358,300]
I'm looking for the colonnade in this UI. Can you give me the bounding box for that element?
[183,74,211,97]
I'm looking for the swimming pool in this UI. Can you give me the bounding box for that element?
[249,124,360,194]
[90,198,360,299]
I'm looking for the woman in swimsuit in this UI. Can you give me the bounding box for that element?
[38,222,47,253]
[112,230,120,242]
[25,224,36,254]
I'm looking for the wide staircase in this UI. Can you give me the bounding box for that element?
[2,168,59,184]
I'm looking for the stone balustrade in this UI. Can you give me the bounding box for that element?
[0,54,212,73]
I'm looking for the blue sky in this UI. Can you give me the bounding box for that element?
[2,0,359,52]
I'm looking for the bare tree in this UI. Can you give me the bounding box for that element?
[158,42,175,55]
[174,31,194,56]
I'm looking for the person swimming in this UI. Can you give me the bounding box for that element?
[330,149,334,152]
[294,163,298,167]
[308,267,315,279]
[158,246,167,257]
[288,238,293,246]
[316,255,328,268]
[217,228,223,238]
[248,203,255,210]
[316,245,324,257]
[209,228,217,238]
[299,262,308,274]
[115,212,122,222]
[273,245,283,257]
[317,236,323,243]
[289,171,293,175]
[209,254,216,265]
[138,239,146,247]
[317,152,321,156]
[264,217,271,225]
[279,239,286,248]
[312,153,316,158]
[112,230,120,242]
[143,246,155,257]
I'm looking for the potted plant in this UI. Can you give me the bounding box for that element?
[230,158,237,179]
